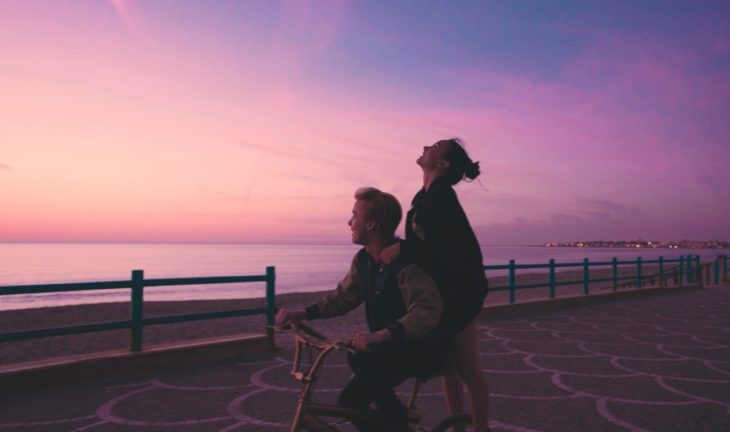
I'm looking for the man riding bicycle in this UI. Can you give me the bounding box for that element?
[277,187,448,432]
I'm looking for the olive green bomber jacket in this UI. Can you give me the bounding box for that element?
[305,248,442,343]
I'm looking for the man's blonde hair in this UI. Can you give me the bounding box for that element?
[354,187,402,238]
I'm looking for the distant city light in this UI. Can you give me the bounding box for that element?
[542,240,728,249]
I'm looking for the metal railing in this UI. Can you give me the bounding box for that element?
[2,253,727,350]
[0,267,276,351]
[482,254,724,304]
[705,254,729,286]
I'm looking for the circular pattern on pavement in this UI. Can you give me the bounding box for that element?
[1,288,728,431]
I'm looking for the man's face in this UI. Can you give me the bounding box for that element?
[348,200,373,245]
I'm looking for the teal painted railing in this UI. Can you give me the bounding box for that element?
[483,254,714,304]
[705,254,729,286]
[2,254,727,349]
[0,267,276,351]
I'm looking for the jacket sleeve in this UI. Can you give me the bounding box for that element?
[386,264,443,342]
[305,255,365,320]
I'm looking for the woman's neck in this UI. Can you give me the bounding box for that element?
[422,170,443,191]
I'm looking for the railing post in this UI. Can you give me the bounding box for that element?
[636,257,642,288]
[549,259,556,299]
[724,254,728,284]
[714,256,721,285]
[686,254,694,284]
[131,270,144,352]
[508,260,516,304]
[583,258,590,295]
[679,256,685,286]
[694,254,705,287]
[612,257,618,291]
[695,254,703,286]
[659,256,665,287]
[266,266,276,336]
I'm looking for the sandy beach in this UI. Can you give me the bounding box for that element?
[0,266,677,366]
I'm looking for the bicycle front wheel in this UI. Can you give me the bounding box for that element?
[431,413,473,432]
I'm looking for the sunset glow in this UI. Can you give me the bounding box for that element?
[1,1,729,244]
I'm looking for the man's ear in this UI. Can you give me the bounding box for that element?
[366,219,378,232]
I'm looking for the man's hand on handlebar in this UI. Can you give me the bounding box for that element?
[351,329,392,352]
[276,308,307,325]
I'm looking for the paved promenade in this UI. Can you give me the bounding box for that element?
[2,287,729,431]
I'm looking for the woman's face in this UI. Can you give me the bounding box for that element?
[417,140,451,169]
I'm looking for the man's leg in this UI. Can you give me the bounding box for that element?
[373,386,408,432]
[342,351,410,431]
[338,373,381,432]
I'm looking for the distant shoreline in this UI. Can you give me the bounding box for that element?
[2,241,727,247]
[544,246,729,249]
[542,241,729,249]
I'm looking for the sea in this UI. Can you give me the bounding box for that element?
[0,243,725,311]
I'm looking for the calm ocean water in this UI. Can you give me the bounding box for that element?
[0,243,724,310]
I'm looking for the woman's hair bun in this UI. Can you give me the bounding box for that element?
[464,160,480,180]
[443,138,482,185]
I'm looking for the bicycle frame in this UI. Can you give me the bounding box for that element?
[285,322,424,432]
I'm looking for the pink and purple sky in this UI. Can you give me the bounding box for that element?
[1,1,729,245]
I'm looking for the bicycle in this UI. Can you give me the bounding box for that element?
[276,321,473,431]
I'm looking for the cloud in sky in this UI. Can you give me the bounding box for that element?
[575,198,643,219]
[696,165,730,198]
[109,0,147,33]
[1,1,728,244]
[475,198,672,246]
[0,163,10,170]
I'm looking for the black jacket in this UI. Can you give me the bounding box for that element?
[401,176,488,333]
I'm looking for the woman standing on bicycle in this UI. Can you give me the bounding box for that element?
[380,138,490,432]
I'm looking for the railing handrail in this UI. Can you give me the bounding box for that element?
[484,256,687,271]
[483,254,724,303]
[0,274,270,295]
[2,253,727,352]
[0,267,277,352]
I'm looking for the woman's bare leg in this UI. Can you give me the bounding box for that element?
[441,357,466,431]
[452,322,490,431]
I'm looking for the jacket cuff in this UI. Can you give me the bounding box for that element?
[386,322,407,343]
[305,304,321,320]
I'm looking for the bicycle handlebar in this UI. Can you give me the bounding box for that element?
[293,321,328,340]
[272,321,354,353]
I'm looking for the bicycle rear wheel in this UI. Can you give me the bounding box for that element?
[430,413,473,432]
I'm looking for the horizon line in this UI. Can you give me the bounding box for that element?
[1,240,726,248]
